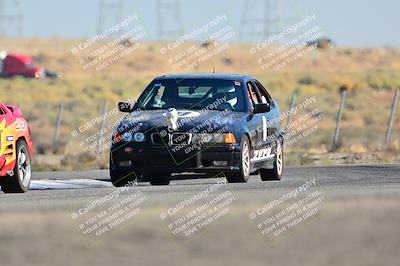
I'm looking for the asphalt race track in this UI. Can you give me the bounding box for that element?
[0,164,399,266]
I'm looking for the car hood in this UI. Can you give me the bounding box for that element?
[117,109,248,133]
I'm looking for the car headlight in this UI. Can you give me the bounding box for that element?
[213,134,225,143]
[198,133,225,143]
[133,132,145,142]
[121,132,133,142]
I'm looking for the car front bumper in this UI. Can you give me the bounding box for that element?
[110,143,242,174]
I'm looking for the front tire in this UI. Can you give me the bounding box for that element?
[260,139,283,181]
[0,140,31,193]
[109,153,141,187]
[145,172,171,186]
[226,135,251,183]
[110,169,140,187]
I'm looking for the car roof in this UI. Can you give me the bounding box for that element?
[6,53,33,64]
[154,73,257,82]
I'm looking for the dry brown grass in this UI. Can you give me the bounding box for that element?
[0,38,399,169]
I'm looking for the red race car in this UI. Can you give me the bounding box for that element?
[0,51,59,79]
[0,103,33,193]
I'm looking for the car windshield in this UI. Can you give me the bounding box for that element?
[136,78,246,112]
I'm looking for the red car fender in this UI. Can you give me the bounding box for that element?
[0,155,5,170]
[0,103,33,175]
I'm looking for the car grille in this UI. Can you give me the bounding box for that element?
[151,133,169,145]
[171,133,192,145]
[151,132,193,146]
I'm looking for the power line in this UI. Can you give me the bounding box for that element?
[240,0,297,41]
[0,0,23,37]
[157,0,183,40]
[97,0,123,35]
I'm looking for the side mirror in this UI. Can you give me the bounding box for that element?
[254,103,270,114]
[118,102,132,113]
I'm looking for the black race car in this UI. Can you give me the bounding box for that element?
[110,73,284,186]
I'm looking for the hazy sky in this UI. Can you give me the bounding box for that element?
[13,0,399,47]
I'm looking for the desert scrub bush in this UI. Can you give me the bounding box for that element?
[298,75,315,85]
[366,70,400,90]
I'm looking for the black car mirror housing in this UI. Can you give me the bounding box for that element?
[253,103,270,114]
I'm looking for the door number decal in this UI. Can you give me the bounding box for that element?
[251,147,275,162]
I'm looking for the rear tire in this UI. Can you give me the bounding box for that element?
[260,139,283,181]
[146,172,171,186]
[226,135,251,183]
[0,140,31,193]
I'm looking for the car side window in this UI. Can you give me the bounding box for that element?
[247,82,260,109]
[254,80,273,105]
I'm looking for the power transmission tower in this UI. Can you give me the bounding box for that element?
[97,0,123,35]
[157,0,183,40]
[240,0,295,41]
[0,0,23,37]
